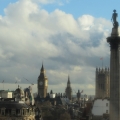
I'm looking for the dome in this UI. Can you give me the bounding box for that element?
[15,85,20,93]
[15,85,24,95]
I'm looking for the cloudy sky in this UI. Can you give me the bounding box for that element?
[0,0,119,95]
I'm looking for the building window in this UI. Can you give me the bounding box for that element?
[103,84,104,90]
[12,109,16,115]
[1,110,4,115]
[23,109,24,115]
[106,110,108,113]
[30,110,31,115]
[106,103,108,106]
[99,84,101,88]
[16,109,20,115]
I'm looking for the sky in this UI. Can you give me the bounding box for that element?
[0,0,119,95]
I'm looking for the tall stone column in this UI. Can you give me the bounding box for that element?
[107,10,120,120]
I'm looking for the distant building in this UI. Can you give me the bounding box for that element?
[35,91,70,106]
[91,98,109,120]
[0,90,13,98]
[95,68,110,98]
[24,86,34,105]
[50,90,56,99]
[77,90,81,102]
[37,64,48,98]
[0,98,36,120]
[65,76,72,100]
[33,92,38,98]
[14,85,25,102]
[14,85,35,106]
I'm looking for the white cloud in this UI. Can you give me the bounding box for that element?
[31,0,69,5]
[15,77,21,82]
[32,0,55,4]
[0,0,113,95]
[78,15,94,30]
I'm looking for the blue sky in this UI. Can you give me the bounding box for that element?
[0,0,17,14]
[0,0,118,95]
[0,0,120,20]
[42,0,117,19]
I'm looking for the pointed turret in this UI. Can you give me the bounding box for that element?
[68,75,70,83]
[40,63,45,73]
[77,89,81,102]
[96,67,98,75]
[67,75,71,87]
[39,63,46,79]
[65,75,72,100]
[50,90,53,94]
[105,67,107,71]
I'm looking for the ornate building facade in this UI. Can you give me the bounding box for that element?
[0,98,35,120]
[95,68,110,98]
[37,64,48,98]
[65,76,72,100]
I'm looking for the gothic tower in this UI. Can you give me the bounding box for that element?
[65,76,72,100]
[107,10,120,120]
[95,68,110,98]
[37,64,48,98]
[77,90,81,102]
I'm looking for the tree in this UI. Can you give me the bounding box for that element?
[59,112,71,120]
[42,110,53,120]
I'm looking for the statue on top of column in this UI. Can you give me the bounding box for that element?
[111,9,119,29]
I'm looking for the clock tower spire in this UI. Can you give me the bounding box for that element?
[65,75,72,100]
[37,64,48,98]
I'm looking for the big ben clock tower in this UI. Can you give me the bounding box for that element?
[38,64,48,98]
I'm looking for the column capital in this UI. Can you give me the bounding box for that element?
[107,36,120,49]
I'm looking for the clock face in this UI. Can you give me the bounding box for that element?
[39,81,43,85]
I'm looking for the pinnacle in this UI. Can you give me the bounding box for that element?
[68,75,70,84]
[41,63,44,71]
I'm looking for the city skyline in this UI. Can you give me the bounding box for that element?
[0,0,118,94]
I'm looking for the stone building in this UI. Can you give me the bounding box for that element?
[14,85,35,106]
[37,64,48,98]
[91,98,109,120]
[77,90,81,102]
[35,90,70,106]
[14,85,25,102]
[65,76,72,100]
[24,86,34,105]
[0,98,35,120]
[0,90,13,98]
[95,68,110,98]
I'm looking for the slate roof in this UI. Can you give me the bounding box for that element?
[35,95,70,105]
[0,101,30,109]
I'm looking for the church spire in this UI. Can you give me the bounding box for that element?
[68,75,70,84]
[67,75,71,87]
[65,75,72,100]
